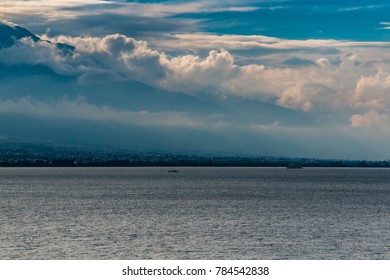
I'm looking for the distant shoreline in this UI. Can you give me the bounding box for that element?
[1,158,389,168]
[2,144,389,168]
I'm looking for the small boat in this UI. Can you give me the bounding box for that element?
[168,170,179,173]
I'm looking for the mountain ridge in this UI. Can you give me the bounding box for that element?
[0,21,333,158]
[0,20,74,53]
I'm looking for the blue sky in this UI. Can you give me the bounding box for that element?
[2,0,390,159]
[173,0,390,41]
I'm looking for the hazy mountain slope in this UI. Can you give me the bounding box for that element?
[0,21,319,157]
[0,21,40,48]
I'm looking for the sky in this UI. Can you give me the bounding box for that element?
[2,0,390,159]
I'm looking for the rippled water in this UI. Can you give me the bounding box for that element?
[1,167,389,259]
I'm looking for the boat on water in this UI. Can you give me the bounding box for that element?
[168,170,179,173]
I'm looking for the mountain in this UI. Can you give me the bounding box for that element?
[0,21,319,158]
[0,20,74,53]
[0,21,39,48]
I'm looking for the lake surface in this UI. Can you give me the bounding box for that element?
[0,167,389,259]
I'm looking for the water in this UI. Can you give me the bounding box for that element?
[0,167,389,259]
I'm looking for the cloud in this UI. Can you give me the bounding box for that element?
[0,97,202,127]
[0,0,102,21]
[45,14,199,37]
[350,111,389,128]
[338,5,385,12]
[351,70,390,110]
[44,33,167,83]
[0,1,280,37]
[378,22,390,30]
[0,0,261,22]
[150,33,390,53]
[161,49,240,94]
[0,37,74,75]
[4,28,390,130]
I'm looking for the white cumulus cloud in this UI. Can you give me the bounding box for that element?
[3,30,390,129]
